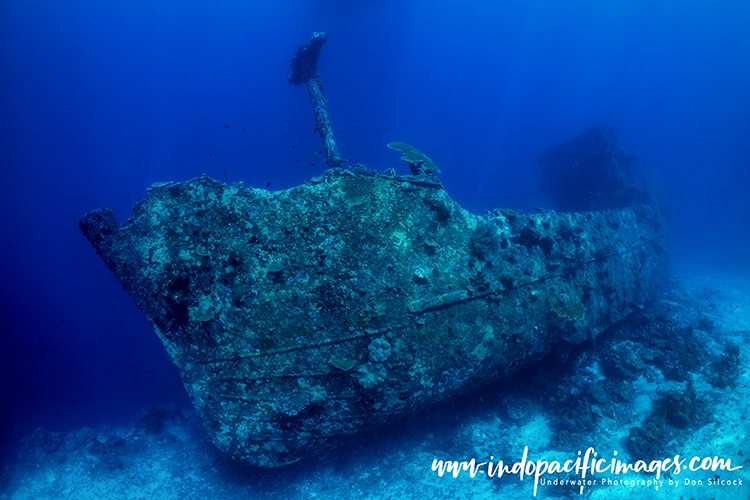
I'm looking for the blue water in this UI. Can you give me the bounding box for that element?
[1,0,749,469]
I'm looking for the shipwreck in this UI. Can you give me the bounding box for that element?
[79,33,668,467]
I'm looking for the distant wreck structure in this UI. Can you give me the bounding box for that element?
[538,126,643,212]
[78,34,668,468]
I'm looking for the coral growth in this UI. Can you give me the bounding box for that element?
[387,142,440,175]
[368,338,391,362]
[356,362,387,388]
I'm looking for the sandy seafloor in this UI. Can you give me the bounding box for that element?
[1,258,748,500]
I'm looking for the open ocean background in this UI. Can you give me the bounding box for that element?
[1,0,749,494]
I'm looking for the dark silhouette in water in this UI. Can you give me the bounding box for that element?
[538,126,643,212]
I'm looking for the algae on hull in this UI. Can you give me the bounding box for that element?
[79,168,667,467]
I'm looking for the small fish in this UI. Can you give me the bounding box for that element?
[314,152,318,158]
[292,145,296,149]
[265,182,271,187]
[296,159,299,162]
[224,125,231,129]
[224,170,228,180]
[311,162,315,166]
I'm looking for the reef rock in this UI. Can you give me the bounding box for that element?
[79,167,667,467]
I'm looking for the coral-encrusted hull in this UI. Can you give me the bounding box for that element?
[79,170,667,467]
